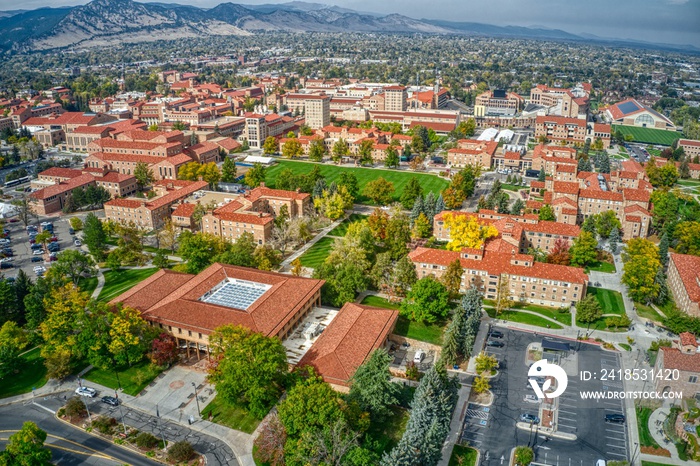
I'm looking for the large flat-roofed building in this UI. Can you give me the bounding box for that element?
[529,84,590,118]
[302,94,331,129]
[447,139,498,169]
[474,90,524,117]
[535,116,610,149]
[679,139,700,160]
[668,253,700,318]
[383,86,407,112]
[109,263,325,357]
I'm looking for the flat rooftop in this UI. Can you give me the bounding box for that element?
[282,307,339,365]
[186,190,243,207]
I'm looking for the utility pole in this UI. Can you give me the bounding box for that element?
[192,382,201,417]
[156,404,167,450]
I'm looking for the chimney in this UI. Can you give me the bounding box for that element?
[296,188,301,193]
[260,182,265,188]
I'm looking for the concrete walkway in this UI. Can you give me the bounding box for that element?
[647,406,679,461]
[91,269,105,299]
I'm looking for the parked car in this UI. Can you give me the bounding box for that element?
[69,227,75,235]
[74,239,82,247]
[489,330,504,338]
[0,262,13,269]
[33,266,46,274]
[101,396,120,407]
[413,349,426,363]
[29,238,36,244]
[30,243,42,250]
[75,387,97,398]
[0,239,10,245]
[31,256,43,263]
[486,340,505,348]
[605,414,625,424]
[519,413,540,424]
[48,244,59,252]
[524,394,541,404]
[49,236,58,242]
[32,249,43,256]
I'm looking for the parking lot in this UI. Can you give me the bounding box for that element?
[460,327,629,465]
[1,214,83,280]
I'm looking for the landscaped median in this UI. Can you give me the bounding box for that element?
[56,397,200,464]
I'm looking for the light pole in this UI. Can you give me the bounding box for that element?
[631,442,639,466]
[116,392,127,436]
[192,382,201,417]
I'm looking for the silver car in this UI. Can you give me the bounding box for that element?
[75,386,97,397]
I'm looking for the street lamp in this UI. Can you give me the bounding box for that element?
[192,382,201,417]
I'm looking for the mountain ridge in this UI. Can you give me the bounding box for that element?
[0,0,696,54]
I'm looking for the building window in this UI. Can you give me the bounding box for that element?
[691,376,699,384]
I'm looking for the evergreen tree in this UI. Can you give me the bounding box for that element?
[598,151,611,174]
[348,349,399,420]
[658,231,669,268]
[13,270,32,325]
[655,268,669,305]
[220,157,237,183]
[609,227,620,255]
[537,170,546,182]
[679,158,690,179]
[312,179,327,199]
[423,192,436,223]
[511,199,525,216]
[577,156,592,172]
[410,195,424,222]
[441,317,460,367]
[434,194,445,215]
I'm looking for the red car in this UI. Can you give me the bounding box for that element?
[49,237,58,242]
[29,238,36,244]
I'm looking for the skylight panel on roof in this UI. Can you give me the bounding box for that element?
[200,279,271,310]
[617,101,640,115]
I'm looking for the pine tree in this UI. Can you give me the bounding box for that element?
[537,170,546,182]
[435,193,445,215]
[440,317,460,367]
[13,270,32,325]
[658,231,669,268]
[609,227,620,255]
[423,192,437,224]
[410,195,424,222]
[598,151,611,174]
[654,268,668,305]
[312,179,327,199]
[577,156,592,172]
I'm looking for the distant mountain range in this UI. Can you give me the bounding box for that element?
[0,0,696,53]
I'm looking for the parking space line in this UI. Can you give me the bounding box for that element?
[607,452,627,458]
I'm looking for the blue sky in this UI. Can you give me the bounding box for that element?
[2,0,699,47]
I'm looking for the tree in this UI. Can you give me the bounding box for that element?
[609,227,621,254]
[253,413,287,466]
[209,325,288,418]
[538,204,556,221]
[53,250,96,285]
[385,147,399,168]
[282,138,303,159]
[367,208,389,240]
[441,186,465,210]
[13,270,32,325]
[576,294,602,324]
[332,138,349,162]
[253,245,281,271]
[597,151,611,174]
[314,261,369,307]
[133,162,154,190]
[338,172,359,200]
[198,162,222,189]
[458,118,476,137]
[673,221,700,255]
[83,213,107,260]
[546,238,571,265]
[401,177,423,209]
[495,274,513,315]
[511,199,525,216]
[177,161,201,181]
[595,210,621,238]
[385,212,411,260]
[358,139,374,165]
[308,138,326,162]
[475,352,498,375]
[441,259,463,298]
[472,375,490,394]
[177,231,229,274]
[577,156,592,172]
[411,212,431,239]
[11,196,36,227]
[69,217,83,231]
[622,238,661,303]
[393,256,418,297]
[570,231,598,267]
[220,157,237,183]
[514,446,534,466]
[363,177,395,205]
[0,422,52,466]
[582,215,597,235]
[167,441,195,463]
[537,169,546,182]
[658,231,669,267]
[440,318,460,367]
[349,349,399,420]
[400,277,450,324]
[263,136,278,155]
[679,158,691,179]
[442,213,498,251]
[244,162,267,188]
[0,321,28,378]
[150,332,179,366]
[278,374,344,438]
[109,305,154,367]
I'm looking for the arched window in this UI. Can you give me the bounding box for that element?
[635,113,654,127]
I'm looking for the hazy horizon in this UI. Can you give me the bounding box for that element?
[1,0,699,48]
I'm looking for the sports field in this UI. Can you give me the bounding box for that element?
[264,160,449,205]
[612,125,681,146]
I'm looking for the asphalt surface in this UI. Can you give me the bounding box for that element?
[461,328,629,465]
[0,388,238,466]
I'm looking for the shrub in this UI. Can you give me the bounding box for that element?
[168,441,195,463]
[134,432,159,449]
[93,416,117,434]
[64,397,87,419]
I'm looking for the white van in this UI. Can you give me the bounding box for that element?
[414,349,425,363]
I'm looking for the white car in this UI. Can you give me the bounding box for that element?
[524,394,541,404]
[74,239,82,247]
[32,249,44,256]
[0,239,9,245]
[75,387,97,397]
[33,265,46,274]
[413,349,426,363]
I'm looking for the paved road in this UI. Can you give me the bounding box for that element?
[0,400,160,466]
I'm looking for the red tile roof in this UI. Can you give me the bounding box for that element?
[214,211,274,225]
[622,188,651,203]
[680,332,697,348]
[556,164,576,173]
[680,139,700,148]
[297,303,398,386]
[31,173,95,200]
[536,115,586,127]
[246,186,310,202]
[553,181,580,194]
[660,346,700,373]
[38,167,82,179]
[73,125,114,134]
[172,203,196,218]
[579,189,623,202]
[670,253,700,304]
[110,263,325,338]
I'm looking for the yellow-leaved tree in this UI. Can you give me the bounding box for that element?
[443,213,498,251]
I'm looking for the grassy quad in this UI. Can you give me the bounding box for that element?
[636,407,661,449]
[200,395,261,434]
[587,287,625,316]
[97,267,160,302]
[264,160,449,205]
[485,307,564,329]
[612,125,681,146]
[586,260,616,274]
[298,237,336,269]
[82,359,163,396]
[327,213,369,237]
[0,347,48,399]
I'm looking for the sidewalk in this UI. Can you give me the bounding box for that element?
[278,216,344,270]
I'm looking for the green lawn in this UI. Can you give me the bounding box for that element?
[0,347,48,399]
[587,287,625,315]
[677,180,700,187]
[485,307,564,329]
[637,407,661,448]
[612,125,682,146]
[483,299,571,326]
[449,445,479,466]
[586,261,616,274]
[360,295,445,344]
[264,160,449,205]
[83,360,162,396]
[98,267,159,302]
[642,462,674,466]
[77,276,99,296]
[635,302,666,323]
[501,183,525,192]
[366,405,410,454]
[327,213,368,237]
[647,148,662,157]
[201,395,261,434]
[298,237,336,269]
[619,343,632,351]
